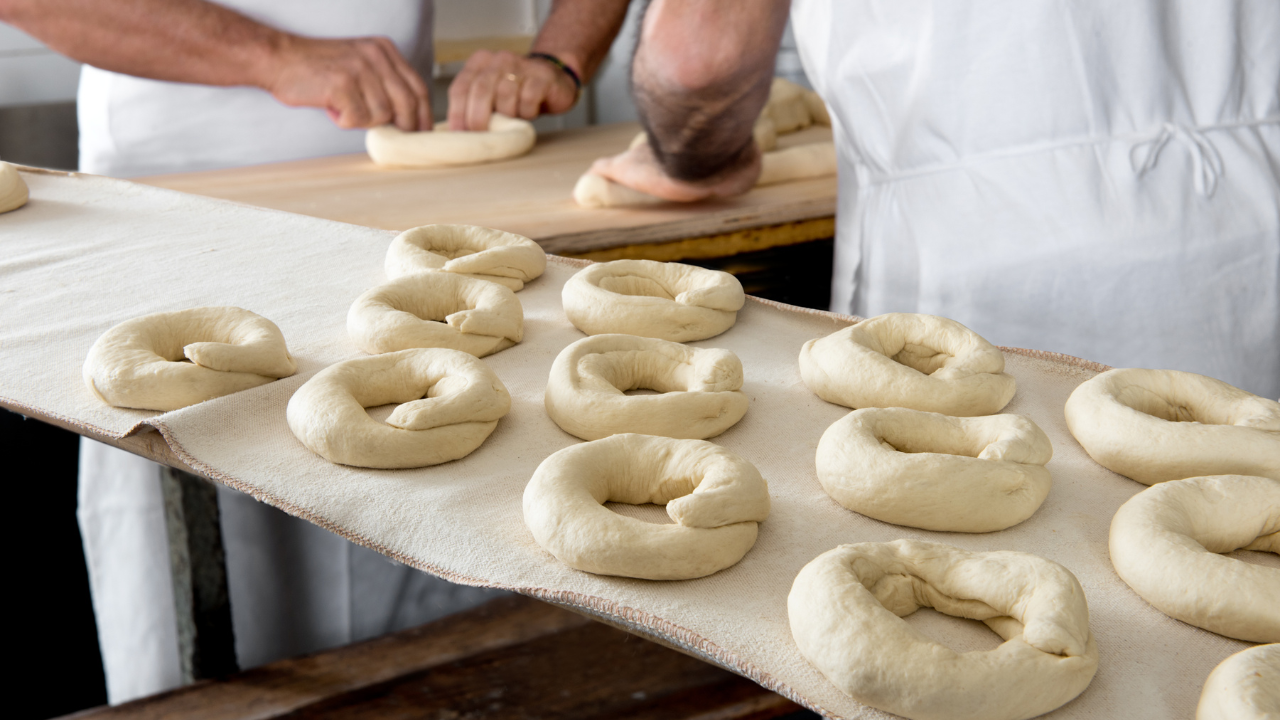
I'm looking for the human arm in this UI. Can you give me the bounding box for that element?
[446,0,630,130]
[0,0,431,130]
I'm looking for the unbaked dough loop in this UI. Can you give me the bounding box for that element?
[1109,474,1280,642]
[523,433,770,580]
[348,272,523,358]
[799,313,1017,416]
[1197,643,1279,720]
[385,224,546,292]
[1065,368,1280,484]
[83,306,297,411]
[562,260,745,342]
[545,334,748,440]
[365,113,536,168]
[789,540,1099,720]
[286,348,510,469]
[1,161,29,213]
[816,408,1053,532]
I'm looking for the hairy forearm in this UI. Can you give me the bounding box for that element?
[531,0,630,83]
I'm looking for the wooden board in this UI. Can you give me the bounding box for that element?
[139,123,836,255]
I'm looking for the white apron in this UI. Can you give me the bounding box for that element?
[76,1,500,705]
[792,0,1280,399]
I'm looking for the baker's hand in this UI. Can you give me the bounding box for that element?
[448,50,578,131]
[265,34,431,131]
[589,139,762,202]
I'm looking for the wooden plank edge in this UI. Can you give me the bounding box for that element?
[564,216,836,262]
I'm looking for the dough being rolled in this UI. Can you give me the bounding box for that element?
[348,273,523,358]
[1197,644,1279,720]
[1,161,29,213]
[385,224,546,292]
[366,113,535,168]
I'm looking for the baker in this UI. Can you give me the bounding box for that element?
[591,0,1280,400]
[0,0,628,703]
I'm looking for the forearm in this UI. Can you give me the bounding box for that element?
[531,0,631,82]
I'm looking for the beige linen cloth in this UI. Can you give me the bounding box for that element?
[2,169,1273,719]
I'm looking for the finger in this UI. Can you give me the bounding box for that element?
[328,74,371,129]
[363,39,420,130]
[464,69,499,131]
[447,50,491,130]
[493,70,521,117]
[517,73,550,119]
[377,37,433,131]
[357,65,395,128]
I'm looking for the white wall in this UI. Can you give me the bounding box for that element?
[0,23,81,107]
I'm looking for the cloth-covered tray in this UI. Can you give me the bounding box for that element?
[2,169,1272,719]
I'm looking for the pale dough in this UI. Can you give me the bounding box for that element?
[1197,644,1279,720]
[545,334,748,440]
[348,272,523,358]
[84,306,296,411]
[0,161,29,213]
[1065,368,1280,484]
[816,408,1053,532]
[286,348,510,469]
[799,313,1017,416]
[789,540,1099,720]
[523,433,770,580]
[1109,474,1280,642]
[385,224,546,292]
[365,113,536,168]
[561,259,745,342]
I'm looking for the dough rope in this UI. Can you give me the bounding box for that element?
[287,348,510,469]
[1065,368,1280,484]
[1197,644,1279,720]
[562,259,745,342]
[816,408,1053,532]
[799,313,1017,416]
[523,434,770,580]
[545,334,748,440]
[365,113,536,168]
[348,272,523,358]
[1109,474,1280,642]
[384,224,546,292]
[84,306,297,411]
[1,161,29,214]
[789,540,1099,720]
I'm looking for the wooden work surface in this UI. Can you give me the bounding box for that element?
[140,123,837,255]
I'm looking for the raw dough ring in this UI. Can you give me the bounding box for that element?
[1197,644,1279,720]
[1109,475,1280,642]
[789,540,1099,720]
[523,433,770,580]
[385,224,546,292]
[1065,368,1280,484]
[799,313,1017,416]
[286,348,510,468]
[348,273,523,358]
[1,161,29,213]
[562,260,745,342]
[545,334,748,440]
[83,306,296,411]
[816,408,1053,532]
[365,113,535,167]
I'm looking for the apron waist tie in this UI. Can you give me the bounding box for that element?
[1130,122,1225,197]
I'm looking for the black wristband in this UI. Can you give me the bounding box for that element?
[527,51,582,97]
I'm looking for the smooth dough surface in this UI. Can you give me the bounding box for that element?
[1197,644,1280,720]
[817,408,1053,532]
[545,334,748,440]
[286,348,510,468]
[1109,474,1280,642]
[1065,368,1280,484]
[348,272,523,358]
[385,224,546,292]
[523,434,770,580]
[800,313,1017,416]
[1,161,29,213]
[562,259,744,342]
[366,113,535,167]
[789,540,1099,720]
[84,306,296,411]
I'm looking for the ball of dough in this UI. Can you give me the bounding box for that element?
[1109,475,1280,642]
[348,273,523,358]
[562,260,745,342]
[523,434,770,580]
[1,161,29,214]
[286,348,510,469]
[384,224,546,292]
[83,307,296,412]
[799,313,1017,416]
[365,113,536,168]
[1197,644,1279,720]
[545,334,748,441]
[816,408,1053,532]
[789,540,1099,720]
[1065,368,1280,484]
